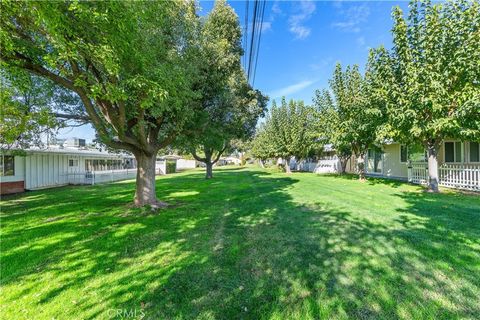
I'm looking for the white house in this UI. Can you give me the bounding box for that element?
[0,142,141,195]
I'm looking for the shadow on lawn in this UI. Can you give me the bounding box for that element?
[2,169,479,319]
[328,173,406,188]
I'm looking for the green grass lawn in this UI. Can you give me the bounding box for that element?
[1,167,479,320]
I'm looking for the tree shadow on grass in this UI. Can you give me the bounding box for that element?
[2,168,479,319]
[326,173,406,189]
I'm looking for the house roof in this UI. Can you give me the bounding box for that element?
[158,155,183,160]
[4,146,132,158]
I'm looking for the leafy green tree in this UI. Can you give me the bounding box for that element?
[184,74,267,179]
[258,98,316,173]
[318,63,384,179]
[376,0,480,191]
[177,0,267,179]
[1,69,86,151]
[313,89,352,173]
[0,1,196,206]
[1,74,55,150]
[251,123,276,167]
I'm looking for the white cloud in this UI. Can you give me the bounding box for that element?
[332,3,370,33]
[356,36,366,46]
[288,0,316,39]
[270,80,316,99]
[261,21,272,32]
[310,57,334,71]
[272,1,282,15]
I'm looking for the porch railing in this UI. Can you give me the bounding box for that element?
[408,162,480,191]
[66,169,137,185]
[439,164,480,191]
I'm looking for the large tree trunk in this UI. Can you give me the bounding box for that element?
[284,157,291,174]
[357,152,366,181]
[339,156,349,174]
[205,161,213,179]
[133,151,160,207]
[427,141,440,192]
[259,159,265,168]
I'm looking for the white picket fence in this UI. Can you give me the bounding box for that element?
[439,164,480,191]
[408,162,429,185]
[408,162,480,191]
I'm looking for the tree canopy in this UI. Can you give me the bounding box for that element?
[374,0,480,191]
[252,98,316,172]
[0,0,267,204]
[173,0,267,179]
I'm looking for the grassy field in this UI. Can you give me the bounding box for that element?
[1,166,479,320]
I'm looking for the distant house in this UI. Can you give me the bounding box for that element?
[291,144,343,174]
[217,156,241,166]
[0,139,138,195]
[157,155,198,172]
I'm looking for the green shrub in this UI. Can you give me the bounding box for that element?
[166,160,177,174]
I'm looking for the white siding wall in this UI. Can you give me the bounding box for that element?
[176,159,197,170]
[25,153,69,189]
[382,144,408,179]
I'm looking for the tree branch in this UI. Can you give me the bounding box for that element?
[53,113,90,122]
[212,143,228,164]
[191,149,206,163]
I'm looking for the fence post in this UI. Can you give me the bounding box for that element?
[407,160,412,182]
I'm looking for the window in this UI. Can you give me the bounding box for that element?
[400,144,427,162]
[444,141,464,163]
[400,145,408,163]
[0,155,15,176]
[367,148,383,173]
[69,159,79,167]
[85,159,123,171]
[470,142,480,162]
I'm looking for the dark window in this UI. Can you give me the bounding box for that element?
[368,149,374,158]
[470,142,479,162]
[444,142,454,163]
[400,145,408,162]
[0,156,15,176]
[403,144,427,162]
[455,142,463,162]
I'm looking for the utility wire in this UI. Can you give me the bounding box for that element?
[243,0,249,70]
[243,0,266,86]
[247,0,259,82]
[252,0,266,86]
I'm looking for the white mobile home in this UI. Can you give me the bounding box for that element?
[0,147,138,195]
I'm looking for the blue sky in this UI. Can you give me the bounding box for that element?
[58,0,409,141]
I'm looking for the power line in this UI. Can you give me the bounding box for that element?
[243,0,266,86]
[252,0,266,86]
[247,0,259,82]
[243,0,249,70]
